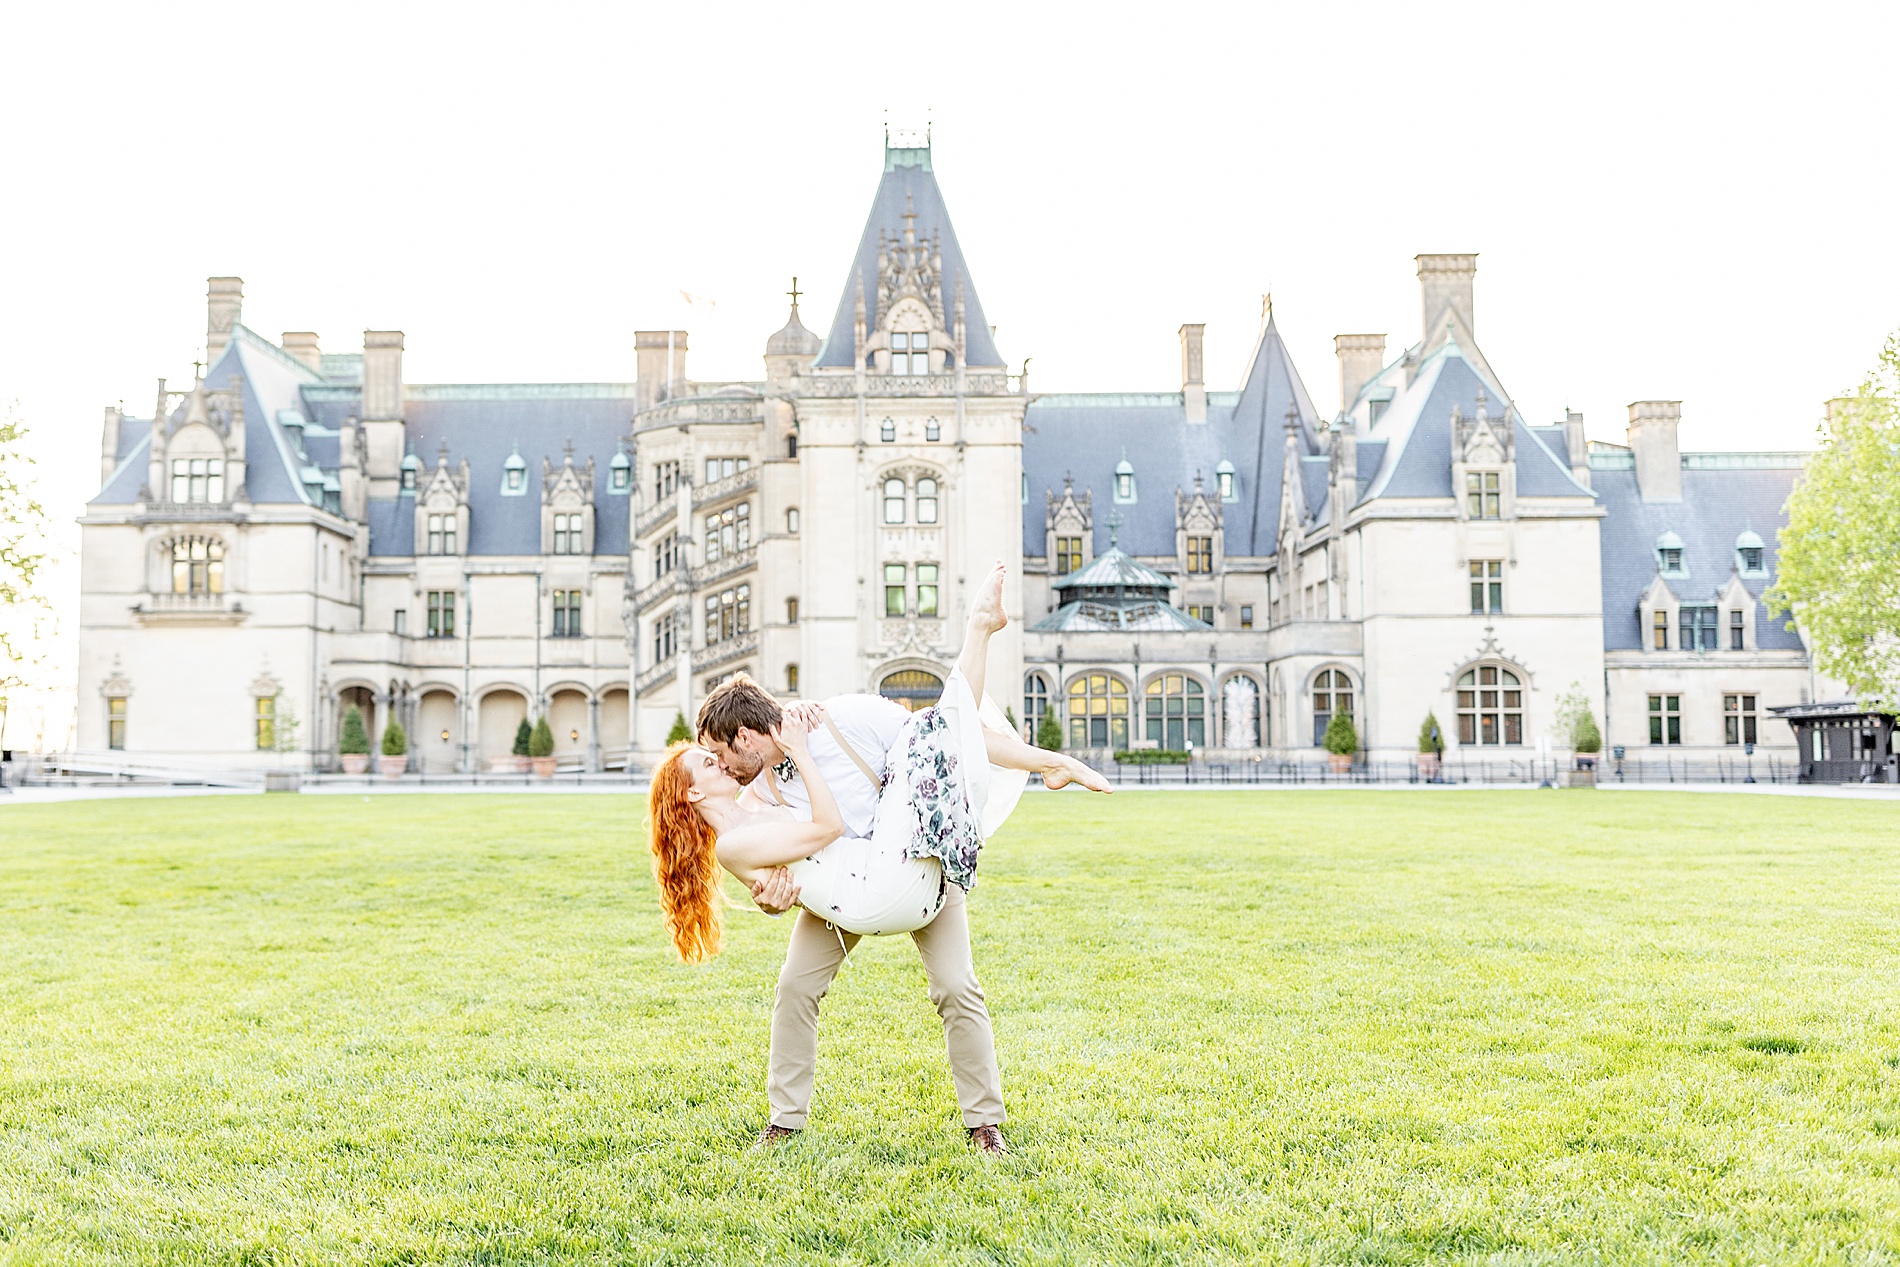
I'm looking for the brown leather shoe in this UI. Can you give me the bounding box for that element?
[751,1123,800,1150]
[968,1124,1008,1155]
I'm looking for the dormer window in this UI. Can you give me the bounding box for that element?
[502,446,527,496]
[1465,471,1500,519]
[880,418,896,443]
[1115,453,1137,504]
[1739,546,1762,572]
[1656,531,1687,576]
[925,418,941,442]
[1216,459,1236,502]
[1660,547,1683,573]
[1735,529,1765,575]
[171,458,224,503]
[400,455,418,492]
[609,448,631,493]
[891,331,929,375]
[506,467,523,491]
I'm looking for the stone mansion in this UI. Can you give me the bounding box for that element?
[77,136,1825,771]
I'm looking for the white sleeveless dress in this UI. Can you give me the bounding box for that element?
[786,667,1027,936]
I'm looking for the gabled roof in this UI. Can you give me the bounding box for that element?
[1021,313,1322,559]
[813,141,1004,369]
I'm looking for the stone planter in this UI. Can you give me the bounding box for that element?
[1328,753,1354,775]
[531,756,557,778]
[378,754,408,777]
[1565,767,1598,788]
[488,756,527,773]
[1414,752,1441,780]
[264,770,302,793]
[339,754,370,775]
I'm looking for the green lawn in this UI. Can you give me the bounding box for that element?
[2,791,1900,1264]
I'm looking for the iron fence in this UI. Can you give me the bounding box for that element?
[1074,752,1796,786]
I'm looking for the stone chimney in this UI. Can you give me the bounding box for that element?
[1627,400,1682,502]
[1179,324,1206,424]
[636,330,689,412]
[206,277,243,361]
[1563,409,1590,489]
[1416,254,1477,344]
[360,331,406,494]
[282,332,322,373]
[1334,334,1385,416]
[100,406,123,486]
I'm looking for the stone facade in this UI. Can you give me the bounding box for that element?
[77,138,1828,772]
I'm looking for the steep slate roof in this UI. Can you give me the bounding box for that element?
[813,143,1004,369]
[1594,461,1806,651]
[1021,314,1322,559]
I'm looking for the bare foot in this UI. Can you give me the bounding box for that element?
[970,561,1008,634]
[1042,754,1113,793]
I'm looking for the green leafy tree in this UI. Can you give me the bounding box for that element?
[529,715,555,759]
[381,718,407,757]
[338,706,370,756]
[1551,682,1602,753]
[1417,711,1444,756]
[666,712,692,744]
[1768,332,1900,705]
[1035,712,1064,751]
[512,718,533,757]
[0,403,50,697]
[271,696,301,755]
[1323,711,1358,757]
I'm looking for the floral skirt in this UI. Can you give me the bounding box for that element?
[786,667,1026,936]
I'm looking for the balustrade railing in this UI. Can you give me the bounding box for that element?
[631,570,688,617]
[696,545,756,589]
[692,630,759,673]
[691,465,759,510]
[635,655,678,694]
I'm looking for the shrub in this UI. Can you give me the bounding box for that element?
[1552,681,1602,753]
[338,706,370,756]
[512,719,533,757]
[1418,711,1445,756]
[1035,713,1064,751]
[380,718,407,757]
[666,712,692,745]
[1323,711,1358,757]
[529,715,555,759]
[1572,709,1602,754]
[1114,749,1191,764]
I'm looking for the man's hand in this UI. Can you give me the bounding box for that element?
[751,867,801,915]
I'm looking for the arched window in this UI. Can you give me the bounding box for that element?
[916,478,939,524]
[1067,673,1130,750]
[1144,674,1206,750]
[1457,665,1523,745]
[1222,676,1260,748]
[170,538,225,595]
[1311,668,1353,747]
[880,418,896,443]
[883,478,906,524]
[880,669,943,712]
[1023,672,1050,737]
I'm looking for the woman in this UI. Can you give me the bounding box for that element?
[648,563,1020,962]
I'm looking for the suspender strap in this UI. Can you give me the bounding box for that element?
[822,715,885,791]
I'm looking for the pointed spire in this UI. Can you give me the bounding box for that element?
[1108,508,1122,548]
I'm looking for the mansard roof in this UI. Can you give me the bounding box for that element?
[1593,457,1807,652]
[813,141,1004,369]
[1021,313,1322,560]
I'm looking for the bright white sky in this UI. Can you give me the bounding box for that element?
[2,2,1896,743]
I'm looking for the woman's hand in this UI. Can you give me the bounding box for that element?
[772,715,813,760]
[783,701,826,732]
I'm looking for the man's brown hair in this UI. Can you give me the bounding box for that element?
[696,673,783,744]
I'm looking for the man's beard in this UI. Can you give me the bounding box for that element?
[725,747,766,782]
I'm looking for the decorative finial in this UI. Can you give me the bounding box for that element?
[1108,508,1122,548]
[1194,470,1204,493]
[1262,293,1273,319]
[563,438,574,463]
[1063,470,1073,493]
[192,358,204,380]
[437,439,449,463]
[787,276,802,312]
[1284,402,1300,434]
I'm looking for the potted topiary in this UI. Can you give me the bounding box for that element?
[666,712,692,745]
[338,705,371,774]
[378,717,408,777]
[498,717,532,773]
[1416,711,1444,781]
[529,714,556,777]
[1035,711,1064,752]
[1323,711,1358,775]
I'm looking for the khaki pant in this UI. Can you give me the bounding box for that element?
[767,882,1005,1129]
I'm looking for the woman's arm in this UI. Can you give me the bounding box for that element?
[714,718,844,882]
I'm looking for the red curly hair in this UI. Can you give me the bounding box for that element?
[647,742,724,962]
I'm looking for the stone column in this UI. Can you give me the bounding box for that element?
[587,694,602,772]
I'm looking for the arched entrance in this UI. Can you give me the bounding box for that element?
[417,689,459,773]
[880,669,944,712]
[477,688,528,765]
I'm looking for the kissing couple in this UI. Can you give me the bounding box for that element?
[646,562,1111,1154]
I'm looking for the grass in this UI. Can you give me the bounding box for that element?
[1,790,1899,1264]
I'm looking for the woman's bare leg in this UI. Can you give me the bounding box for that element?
[954,561,1007,708]
[982,724,1114,793]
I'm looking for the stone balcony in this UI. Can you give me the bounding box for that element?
[633,498,678,541]
[132,591,249,624]
[691,465,759,511]
[636,654,678,696]
[696,545,756,590]
[632,569,689,617]
[692,630,759,674]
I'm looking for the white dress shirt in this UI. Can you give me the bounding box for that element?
[747,694,911,838]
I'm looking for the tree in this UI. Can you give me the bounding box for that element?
[1417,711,1444,756]
[1551,682,1601,753]
[0,402,50,698]
[272,697,302,755]
[529,715,555,759]
[381,717,407,757]
[666,712,692,744]
[1768,332,1900,705]
[1323,711,1358,756]
[338,706,370,756]
[1035,712,1064,751]
[512,718,534,757]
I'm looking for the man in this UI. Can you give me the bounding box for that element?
[696,673,1107,1155]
